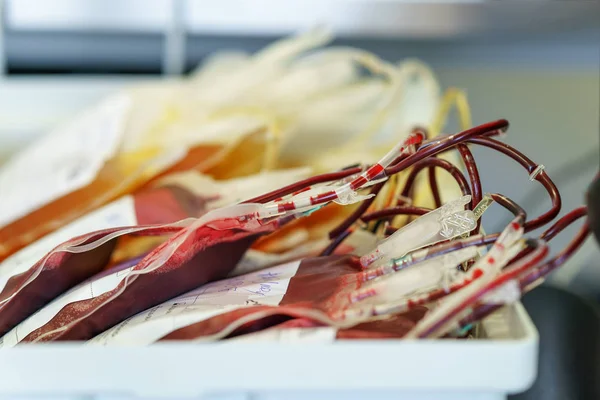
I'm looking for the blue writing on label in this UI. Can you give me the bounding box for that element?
[244,283,274,297]
[258,271,279,280]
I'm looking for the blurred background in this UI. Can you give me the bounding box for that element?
[0,0,598,298]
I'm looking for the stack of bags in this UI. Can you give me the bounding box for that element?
[2,30,564,346]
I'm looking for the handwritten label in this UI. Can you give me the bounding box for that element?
[87,260,301,346]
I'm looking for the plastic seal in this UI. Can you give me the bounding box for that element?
[482,279,521,304]
[439,210,477,239]
[333,188,374,205]
[529,164,545,181]
[359,196,475,268]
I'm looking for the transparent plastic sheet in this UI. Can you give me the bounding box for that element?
[349,246,483,305]
[0,94,133,230]
[2,204,282,345]
[0,219,191,337]
[108,168,313,266]
[360,195,476,268]
[154,167,312,210]
[1,167,313,289]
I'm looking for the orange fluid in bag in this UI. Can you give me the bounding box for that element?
[0,145,222,263]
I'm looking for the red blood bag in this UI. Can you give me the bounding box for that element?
[0,168,311,339]
[0,222,184,337]
[112,168,311,265]
[2,216,276,346]
[83,254,427,345]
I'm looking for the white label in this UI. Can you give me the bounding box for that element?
[87,260,301,346]
[226,327,337,343]
[0,93,132,228]
[0,196,137,296]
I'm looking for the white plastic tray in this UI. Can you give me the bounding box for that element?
[0,302,537,400]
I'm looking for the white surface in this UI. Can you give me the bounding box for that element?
[185,0,599,37]
[6,0,600,38]
[0,303,537,400]
[6,0,171,32]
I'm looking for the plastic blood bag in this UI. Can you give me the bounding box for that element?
[108,168,312,267]
[350,245,481,305]
[87,260,305,345]
[342,219,529,340]
[0,100,271,263]
[0,168,311,292]
[404,239,548,339]
[252,205,360,254]
[0,221,187,337]
[1,207,279,345]
[234,228,377,277]
[83,254,426,345]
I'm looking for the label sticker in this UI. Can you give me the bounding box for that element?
[87,260,301,346]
